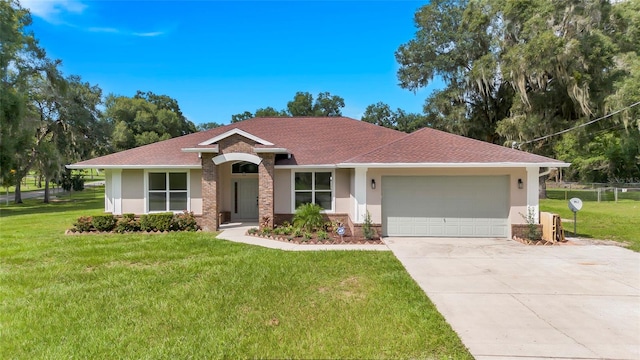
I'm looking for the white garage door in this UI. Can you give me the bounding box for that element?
[382,176,509,237]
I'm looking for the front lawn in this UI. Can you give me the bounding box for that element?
[0,190,471,359]
[540,199,640,251]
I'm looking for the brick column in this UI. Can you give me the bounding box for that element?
[258,153,275,229]
[201,153,218,231]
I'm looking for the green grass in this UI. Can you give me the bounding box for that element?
[540,199,640,251]
[0,190,471,359]
[2,169,104,195]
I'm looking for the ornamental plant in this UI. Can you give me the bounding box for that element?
[293,203,324,233]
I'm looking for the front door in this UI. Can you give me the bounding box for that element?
[232,178,259,220]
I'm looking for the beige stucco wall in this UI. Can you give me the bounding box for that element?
[367,167,528,225]
[190,169,203,215]
[274,169,291,214]
[121,169,144,214]
[334,168,351,214]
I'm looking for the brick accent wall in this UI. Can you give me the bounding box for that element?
[200,134,260,232]
[201,153,218,231]
[258,153,275,229]
[217,134,255,154]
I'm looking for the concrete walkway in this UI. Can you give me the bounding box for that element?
[385,237,640,360]
[217,223,390,251]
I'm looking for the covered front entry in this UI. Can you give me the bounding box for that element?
[231,177,259,221]
[382,176,509,237]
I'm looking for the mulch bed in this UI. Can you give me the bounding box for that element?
[248,233,384,245]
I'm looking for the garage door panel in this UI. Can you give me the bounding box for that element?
[382,176,509,238]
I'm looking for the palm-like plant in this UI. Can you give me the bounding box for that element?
[293,203,324,233]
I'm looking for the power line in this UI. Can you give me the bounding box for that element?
[518,100,640,146]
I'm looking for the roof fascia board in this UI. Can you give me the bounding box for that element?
[66,165,202,170]
[181,146,219,153]
[336,162,571,168]
[198,128,274,146]
[253,147,289,154]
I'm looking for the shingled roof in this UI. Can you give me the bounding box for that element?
[70,117,567,168]
[343,127,566,166]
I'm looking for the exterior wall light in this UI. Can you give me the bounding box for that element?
[518,178,523,189]
[371,179,376,189]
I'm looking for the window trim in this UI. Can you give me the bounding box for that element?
[291,169,335,213]
[144,170,190,213]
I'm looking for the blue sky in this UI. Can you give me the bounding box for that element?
[22,0,439,125]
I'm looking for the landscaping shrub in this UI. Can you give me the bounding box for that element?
[317,230,329,240]
[172,211,199,231]
[140,213,174,232]
[362,211,376,240]
[92,215,117,232]
[116,214,140,233]
[73,216,93,232]
[293,203,324,232]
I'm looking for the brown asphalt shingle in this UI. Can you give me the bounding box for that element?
[71,117,563,167]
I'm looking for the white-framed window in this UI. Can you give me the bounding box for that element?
[147,171,189,212]
[293,170,333,211]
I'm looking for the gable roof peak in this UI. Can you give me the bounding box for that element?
[198,128,274,146]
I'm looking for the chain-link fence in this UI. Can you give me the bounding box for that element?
[546,182,640,202]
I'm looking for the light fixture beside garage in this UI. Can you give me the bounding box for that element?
[371,179,376,189]
[518,178,523,189]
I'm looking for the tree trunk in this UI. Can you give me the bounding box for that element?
[37,174,42,188]
[14,180,22,204]
[44,178,50,203]
[539,175,547,199]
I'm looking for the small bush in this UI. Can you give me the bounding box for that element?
[282,225,294,236]
[92,215,117,232]
[247,227,259,235]
[362,211,376,240]
[293,228,303,237]
[73,216,93,232]
[317,230,329,240]
[303,231,313,240]
[116,214,140,233]
[140,213,174,232]
[172,211,199,231]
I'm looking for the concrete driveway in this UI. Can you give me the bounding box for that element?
[385,237,640,360]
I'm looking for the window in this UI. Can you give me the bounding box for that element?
[232,162,258,174]
[294,171,332,210]
[148,172,188,212]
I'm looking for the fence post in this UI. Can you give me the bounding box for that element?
[615,187,618,203]
[597,188,601,202]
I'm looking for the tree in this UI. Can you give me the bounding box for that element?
[0,0,47,185]
[361,102,427,133]
[313,92,345,116]
[104,92,196,152]
[231,91,346,123]
[287,92,315,116]
[396,0,639,182]
[362,102,394,128]
[231,111,253,123]
[197,122,224,131]
[254,106,287,117]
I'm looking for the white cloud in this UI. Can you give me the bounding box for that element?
[88,27,119,33]
[21,0,87,23]
[132,31,165,37]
